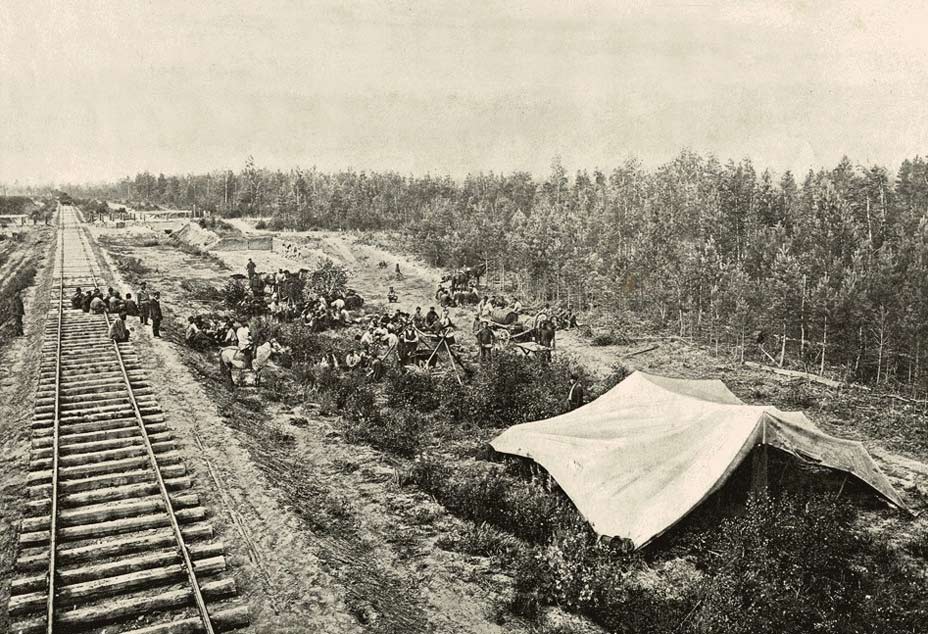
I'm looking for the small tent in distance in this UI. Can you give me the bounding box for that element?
[490,371,908,550]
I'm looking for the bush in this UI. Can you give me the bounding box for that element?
[197,216,236,234]
[597,363,630,393]
[254,220,267,229]
[344,406,424,457]
[307,258,349,298]
[691,493,927,634]
[405,456,573,544]
[591,331,620,346]
[221,278,266,317]
[386,371,444,412]
[436,522,525,566]
[444,352,590,428]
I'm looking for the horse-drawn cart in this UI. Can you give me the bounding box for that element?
[485,309,557,355]
[485,308,533,344]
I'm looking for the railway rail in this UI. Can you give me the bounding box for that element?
[7,206,249,634]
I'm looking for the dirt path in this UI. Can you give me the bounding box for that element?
[90,227,528,634]
[0,227,55,632]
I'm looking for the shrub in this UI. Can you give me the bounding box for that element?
[446,352,590,428]
[344,406,424,457]
[591,331,620,346]
[904,527,928,560]
[254,220,267,229]
[197,216,236,234]
[405,456,573,544]
[436,522,525,566]
[596,363,630,393]
[221,278,265,317]
[691,493,927,634]
[386,371,443,412]
[307,258,349,298]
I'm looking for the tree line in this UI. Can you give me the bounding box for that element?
[65,151,928,391]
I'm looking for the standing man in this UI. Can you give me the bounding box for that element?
[567,374,585,410]
[246,258,257,280]
[399,323,419,364]
[149,292,163,338]
[137,282,151,325]
[10,289,25,336]
[534,303,551,330]
[475,320,495,364]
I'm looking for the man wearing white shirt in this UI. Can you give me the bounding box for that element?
[236,322,253,369]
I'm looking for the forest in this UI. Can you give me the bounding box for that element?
[66,151,928,393]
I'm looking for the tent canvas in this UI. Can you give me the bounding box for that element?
[490,371,907,550]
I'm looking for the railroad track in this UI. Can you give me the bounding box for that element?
[8,206,249,634]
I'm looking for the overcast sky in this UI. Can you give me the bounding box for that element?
[2,1,927,185]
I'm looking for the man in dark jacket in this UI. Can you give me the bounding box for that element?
[568,374,585,410]
[71,287,83,310]
[11,289,25,336]
[124,293,139,318]
[475,320,495,363]
[425,306,439,331]
[150,292,163,338]
[137,282,150,324]
[81,290,92,313]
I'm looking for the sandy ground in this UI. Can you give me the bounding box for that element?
[90,224,526,634]
[0,226,55,632]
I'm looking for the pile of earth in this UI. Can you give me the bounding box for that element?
[172,221,220,250]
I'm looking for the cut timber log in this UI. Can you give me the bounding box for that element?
[118,606,251,634]
[623,344,659,358]
[18,507,207,546]
[11,542,225,592]
[743,361,846,389]
[8,556,226,614]
[10,578,237,633]
[16,525,214,572]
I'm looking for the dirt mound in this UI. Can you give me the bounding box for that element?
[172,221,220,250]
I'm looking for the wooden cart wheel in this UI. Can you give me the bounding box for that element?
[498,329,511,344]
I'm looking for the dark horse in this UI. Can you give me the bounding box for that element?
[443,262,488,291]
[533,320,556,362]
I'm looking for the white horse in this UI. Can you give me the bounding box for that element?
[219,339,288,387]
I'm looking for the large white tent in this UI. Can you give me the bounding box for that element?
[491,371,906,550]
